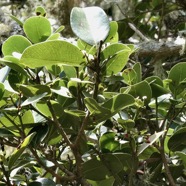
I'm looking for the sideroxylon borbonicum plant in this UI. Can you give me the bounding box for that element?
[0,5,185,186]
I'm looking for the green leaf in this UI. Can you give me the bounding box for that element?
[2,35,31,56]
[168,127,186,152]
[133,62,142,83]
[102,93,135,113]
[121,81,152,105]
[77,39,97,55]
[83,153,132,181]
[20,40,86,68]
[34,100,64,118]
[84,97,111,115]
[70,7,110,45]
[0,128,15,137]
[138,131,165,155]
[1,57,29,77]
[21,92,48,107]
[51,86,72,98]
[47,33,60,40]
[122,68,137,85]
[146,76,169,98]
[20,84,51,97]
[8,132,36,169]
[23,16,52,43]
[104,21,118,43]
[118,119,135,130]
[168,62,186,96]
[0,83,5,100]
[54,25,65,33]
[35,6,46,16]
[28,124,49,147]
[64,109,86,117]
[99,132,120,152]
[9,15,23,27]
[101,44,132,76]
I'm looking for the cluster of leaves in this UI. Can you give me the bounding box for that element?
[0,5,185,186]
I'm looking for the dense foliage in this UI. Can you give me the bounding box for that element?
[0,3,186,186]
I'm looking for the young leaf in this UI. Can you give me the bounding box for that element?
[70,7,110,45]
[23,16,52,43]
[20,41,86,68]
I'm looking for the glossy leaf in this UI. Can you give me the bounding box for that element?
[70,7,110,45]
[2,35,31,56]
[138,131,165,155]
[23,16,52,43]
[21,92,48,107]
[20,40,86,68]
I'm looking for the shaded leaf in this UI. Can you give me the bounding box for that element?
[168,62,186,96]
[168,127,186,152]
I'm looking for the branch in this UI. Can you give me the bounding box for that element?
[47,101,73,148]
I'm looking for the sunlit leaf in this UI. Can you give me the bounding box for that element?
[70,7,110,45]
[20,41,86,68]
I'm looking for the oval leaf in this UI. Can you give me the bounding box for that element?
[20,40,86,68]
[23,16,52,43]
[2,35,31,56]
[70,7,110,45]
